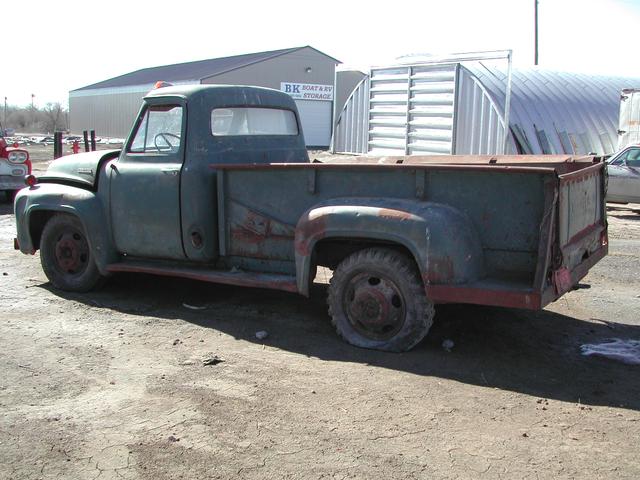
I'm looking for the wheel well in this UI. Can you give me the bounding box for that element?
[29,211,57,250]
[313,237,420,276]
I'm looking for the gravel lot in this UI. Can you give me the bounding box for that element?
[1,150,639,479]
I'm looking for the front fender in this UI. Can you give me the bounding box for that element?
[294,198,484,295]
[14,183,118,274]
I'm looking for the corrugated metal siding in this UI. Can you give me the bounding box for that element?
[69,87,151,137]
[463,64,637,155]
[334,61,640,156]
[368,65,457,155]
[455,67,512,154]
[409,65,457,154]
[333,77,369,154]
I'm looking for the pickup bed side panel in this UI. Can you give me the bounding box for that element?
[14,183,118,274]
[294,199,484,296]
[218,165,547,281]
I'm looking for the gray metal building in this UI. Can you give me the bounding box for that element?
[69,46,339,147]
[334,59,640,156]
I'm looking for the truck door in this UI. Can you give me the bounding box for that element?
[109,102,186,259]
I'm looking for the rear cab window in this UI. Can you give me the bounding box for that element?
[211,108,298,136]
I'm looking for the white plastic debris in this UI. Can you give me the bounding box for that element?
[442,339,454,352]
[182,303,206,310]
[255,330,269,340]
[580,339,640,365]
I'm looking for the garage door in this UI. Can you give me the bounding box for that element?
[295,100,332,147]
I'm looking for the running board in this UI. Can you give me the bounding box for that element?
[106,261,298,293]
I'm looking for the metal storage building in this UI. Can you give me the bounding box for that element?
[333,59,640,156]
[69,46,340,147]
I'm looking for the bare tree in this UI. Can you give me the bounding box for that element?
[42,103,67,133]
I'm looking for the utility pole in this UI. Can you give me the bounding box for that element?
[31,93,35,109]
[534,0,539,65]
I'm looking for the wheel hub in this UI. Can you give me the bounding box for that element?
[54,232,88,274]
[344,273,406,341]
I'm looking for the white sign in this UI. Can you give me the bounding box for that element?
[280,82,333,101]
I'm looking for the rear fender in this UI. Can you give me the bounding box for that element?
[14,183,117,274]
[294,198,485,296]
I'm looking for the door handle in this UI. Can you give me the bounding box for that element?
[161,167,180,176]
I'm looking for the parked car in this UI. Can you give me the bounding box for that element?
[38,136,55,145]
[64,136,83,144]
[607,144,640,204]
[0,136,31,200]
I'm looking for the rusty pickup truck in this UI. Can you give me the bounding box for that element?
[14,85,608,351]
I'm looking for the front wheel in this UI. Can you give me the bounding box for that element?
[40,214,105,292]
[327,248,434,352]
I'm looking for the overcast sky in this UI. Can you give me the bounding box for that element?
[3,0,640,107]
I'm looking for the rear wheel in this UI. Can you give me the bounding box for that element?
[40,214,105,292]
[328,248,434,352]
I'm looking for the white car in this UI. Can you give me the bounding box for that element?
[0,138,31,200]
[607,144,640,204]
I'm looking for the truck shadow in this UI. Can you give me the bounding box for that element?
[0,202,13,214]
[43,273,640,412]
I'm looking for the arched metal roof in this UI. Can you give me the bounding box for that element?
[333,61,640,156]
[464,63,639,155]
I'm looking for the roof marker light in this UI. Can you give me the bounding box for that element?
[154,81,173,89]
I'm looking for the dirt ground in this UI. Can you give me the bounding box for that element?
[1,150,639,479]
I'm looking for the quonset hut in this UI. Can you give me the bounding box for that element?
[333,59,640,156]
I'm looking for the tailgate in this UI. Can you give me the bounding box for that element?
[553,162,608,294]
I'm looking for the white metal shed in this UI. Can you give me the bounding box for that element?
[333,60,640,156]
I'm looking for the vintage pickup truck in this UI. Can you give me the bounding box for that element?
[14,85,608,351]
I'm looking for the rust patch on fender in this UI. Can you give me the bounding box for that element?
[295,215,327,256]
[426,256,455,284]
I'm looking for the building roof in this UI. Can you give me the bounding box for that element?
[73,46,340,92]
[463,63,640,155]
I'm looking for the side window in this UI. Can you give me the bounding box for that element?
[211,108,298,136]
[129,105,183,154]
[625,148,640,167]
[609,154,625,166]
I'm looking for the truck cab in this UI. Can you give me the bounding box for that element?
[110,85,308,262]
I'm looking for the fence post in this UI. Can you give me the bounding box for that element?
[83,130,89,152]
[90,130,96,151]
[53,132,63,159]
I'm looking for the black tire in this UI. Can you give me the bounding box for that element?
[4,190,16,203]
[328,248,434,352]
[40,214,105,292]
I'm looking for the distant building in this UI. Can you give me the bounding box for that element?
[334,60,640,156]
[69,46,340,147]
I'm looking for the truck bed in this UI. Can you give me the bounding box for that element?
[212,156,607,309]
